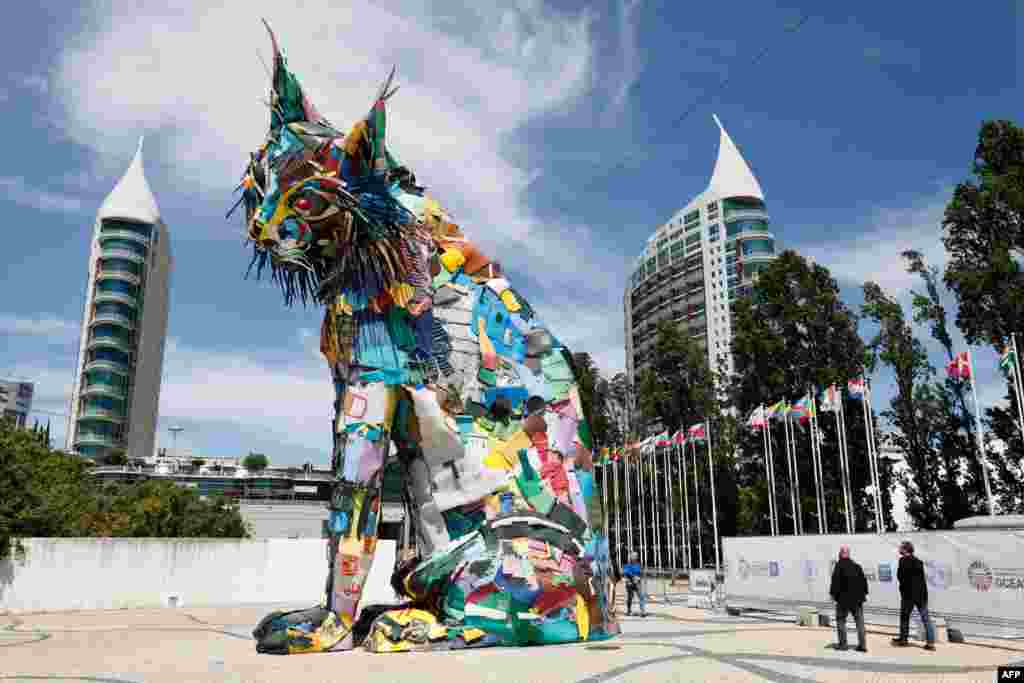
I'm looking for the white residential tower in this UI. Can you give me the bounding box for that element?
[66,138,171,461]
[625,115,777,387]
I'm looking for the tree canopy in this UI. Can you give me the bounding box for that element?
[636,320,718,433]
[1,418,249,561]
[943,119,1024,347]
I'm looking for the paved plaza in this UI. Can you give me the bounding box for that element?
[2,592,1022,682]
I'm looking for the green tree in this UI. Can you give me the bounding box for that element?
[943,120,1024,347]
[861,282,977,529]
[985,380,1024,512]
[0,418,249,561]
[243,452,269,471]
[635,320,717,433]
[903,250,989,518]
[104,449,128,467]
[633,320,734,567]
[730,251,876,535]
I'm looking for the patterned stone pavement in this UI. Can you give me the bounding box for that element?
[2,596,1022,682]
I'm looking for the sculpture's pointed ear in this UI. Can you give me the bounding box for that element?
[261,19,327,125]
[364,67,400,175]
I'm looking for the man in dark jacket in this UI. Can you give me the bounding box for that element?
[892,540,936,650]
[829,545,869,652]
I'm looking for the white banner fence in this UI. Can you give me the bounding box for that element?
[723,530,1024,639]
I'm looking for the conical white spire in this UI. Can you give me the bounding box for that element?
[98,136,161,224]
[707,114,764,200]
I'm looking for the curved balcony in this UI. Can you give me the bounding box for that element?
[93,290,140,308]
[739,251,776,265]
[81,382,128,400]
[100,247,146,264]
[723,209,769,223]
[87,335,134,354]
[84,358,130,375]
[78,407,126,423]
[96,269,141,287]
[91,311,135,330]
[98,229,150,246]
[74,432,120,448]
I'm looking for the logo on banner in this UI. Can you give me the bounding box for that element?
[738,558,751,580]
[968,560,993,592]
[878,563,893,583]
[801,559,816,584]
[736,557,776,579]
[925,560,953,590]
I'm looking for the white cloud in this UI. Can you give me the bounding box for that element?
[52,1,595,274]
[0,314,80,340]
[600,0,644,125]
[798,192,948,294]
[0,176,85,213]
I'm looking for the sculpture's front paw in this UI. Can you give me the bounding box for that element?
[253,606,351,654]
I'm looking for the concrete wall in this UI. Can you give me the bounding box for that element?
[0,538,401,613]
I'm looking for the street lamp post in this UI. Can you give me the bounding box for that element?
[169,425,184,459]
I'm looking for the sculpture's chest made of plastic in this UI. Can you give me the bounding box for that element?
[321,229,619,650]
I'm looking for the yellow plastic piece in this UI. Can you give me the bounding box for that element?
[575,593,590,640]
[463,627,485,643]
[440,248,466,273]
[500,289,521,312]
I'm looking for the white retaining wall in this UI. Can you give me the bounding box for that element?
[0,538,400,613]
[722,530,1024,639]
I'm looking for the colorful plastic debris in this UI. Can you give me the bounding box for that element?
[238,23,618,654]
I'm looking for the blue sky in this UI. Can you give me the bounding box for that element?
[1,0,1021,465]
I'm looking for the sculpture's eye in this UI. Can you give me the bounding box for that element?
[291,190,330,219]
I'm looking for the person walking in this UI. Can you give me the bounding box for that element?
[623,552,647,617]
[829,545,869,652]
[892,540,936,650]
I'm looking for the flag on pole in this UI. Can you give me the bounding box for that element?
[748,406,767,429]
[655,430,671,447]
[790,395,814,422]
[688,422,707,442]
[1000,345,1018,377]
[819,384,839,412]
[672,429,687,445]
[946,351,972,380]
[848,377,866,400]
[767,400,789,419]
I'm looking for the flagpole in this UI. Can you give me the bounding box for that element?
[816,393,828,533]
[652,445,662,572]
[830,391,852,534]
[809,392,826,534]
[783,407,799,535]
[664,443,676,579]
[766,416,780,536]
[862,380,883,532]
[1010,334,1024,439]
[691,439,704,568]
[636,444,645,568]
[625,447,634,561]
[837,392,854,532]
[612,450,621,569]
[759,405,773,535]
[966,348,996,515]
[679,441,691,573]
[790,412,803,534]
[706,419,721,574]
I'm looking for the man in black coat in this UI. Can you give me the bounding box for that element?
[892,540,936,650]
[829,545,869,652]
